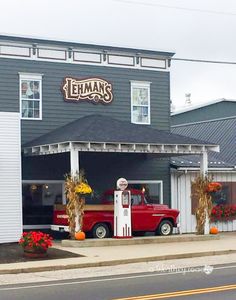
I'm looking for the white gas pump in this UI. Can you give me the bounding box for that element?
[114,178,132,238]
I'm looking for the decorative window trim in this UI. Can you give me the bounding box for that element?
[19,73,43,120]
[128,180,163,204]
[130,81,151,125]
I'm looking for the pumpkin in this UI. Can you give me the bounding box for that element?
[75,231,86,240]
[210,227,219,234]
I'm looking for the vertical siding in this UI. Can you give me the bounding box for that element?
[0,112,22,243]
[171,170,236,233]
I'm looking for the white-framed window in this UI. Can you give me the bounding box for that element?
[131,81,151,125]
[128,180,163,204]
[19,73,42,120]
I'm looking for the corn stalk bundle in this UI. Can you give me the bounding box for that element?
[65,174,78,239]
[191,174,213,235]
[65,170,92,239]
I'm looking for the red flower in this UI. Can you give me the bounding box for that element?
[211,204,236,222]
[18,231,53,251]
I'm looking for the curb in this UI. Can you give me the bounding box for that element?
[0,249,235,275]
[61,234,220,248]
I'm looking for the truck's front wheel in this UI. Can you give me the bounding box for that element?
[92,223,110,239]
[156,220,173,236]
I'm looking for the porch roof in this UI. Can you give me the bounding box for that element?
[23,114,219,156]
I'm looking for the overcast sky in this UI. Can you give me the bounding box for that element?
[1,0,236,108]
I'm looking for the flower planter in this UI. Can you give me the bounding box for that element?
[23,246,48,258]
[19,231,53,258]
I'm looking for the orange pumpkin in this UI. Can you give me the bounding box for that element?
[210,227,219,234]
[75,231,86,240]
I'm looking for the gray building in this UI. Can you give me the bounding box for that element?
[0,35,218,232]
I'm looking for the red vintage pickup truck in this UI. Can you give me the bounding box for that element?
[51,189,179,238]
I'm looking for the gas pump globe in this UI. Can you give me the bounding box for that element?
[114,178,132,238]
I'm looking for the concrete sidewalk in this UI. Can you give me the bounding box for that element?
[0,233,235,274]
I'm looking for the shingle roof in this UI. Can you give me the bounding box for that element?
[171,117,236,166]
[24,114,217,148]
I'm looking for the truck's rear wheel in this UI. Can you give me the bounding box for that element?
[156,220,173,236]
[92,223,110,239]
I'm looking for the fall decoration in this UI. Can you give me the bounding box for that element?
[209,227,219,234]
[206,182,222,193]
[75,231,86,240]
[19,231,53,257]
[211,204,236,222]
[65,170,92,239]
[191,174,214,235]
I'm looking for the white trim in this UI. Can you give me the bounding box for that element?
[128,180,163,204]
[0,39,172,71]
[171,167,236,172]
[131,81,151,125]
[0,53,170,72]
[19,73,42,120]
[130,80,152,84]
[18,72,44,77]
[172,99,236,115]
[24,141,219,156]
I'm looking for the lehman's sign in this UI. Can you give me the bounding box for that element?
[62,77,113,104]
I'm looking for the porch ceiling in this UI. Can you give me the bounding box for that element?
[23,114,219,156]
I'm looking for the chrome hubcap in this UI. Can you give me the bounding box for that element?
[96,226,106,238]
[161,223,171,235]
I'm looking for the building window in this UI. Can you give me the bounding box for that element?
[191,181,236,215]
[131,81,151,124]
[128,180,163,204]
[19,74,42,119]
[22,181,64,226]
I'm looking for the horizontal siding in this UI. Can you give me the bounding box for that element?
[0,58,170,144]
[171,102,236,125]
[0,112,22,243]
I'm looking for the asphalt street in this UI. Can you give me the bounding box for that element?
[0,263,236,299]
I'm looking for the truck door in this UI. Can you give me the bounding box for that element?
[131,194,160,231]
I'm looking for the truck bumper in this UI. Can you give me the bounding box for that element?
[51,225,69,232]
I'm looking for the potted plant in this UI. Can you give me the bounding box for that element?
[19,231,53,258]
